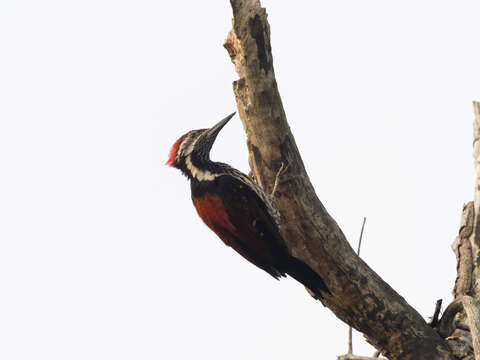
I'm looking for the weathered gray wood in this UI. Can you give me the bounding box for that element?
[440,103,480,360]
[453,202,474,298]
[338,355,386,360]
[463,296,480,360]
[224,1,455,359]
[439,296,480,359]
[472,102,480,300]
[446,334,474,360]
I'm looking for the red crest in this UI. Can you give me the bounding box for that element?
[166,132,189,166]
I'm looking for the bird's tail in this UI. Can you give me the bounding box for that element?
[285,256,330,300]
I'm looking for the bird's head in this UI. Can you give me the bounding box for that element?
[166,112,236,176]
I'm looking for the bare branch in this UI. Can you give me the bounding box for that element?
[438,298,464,338]
[439,296,480,359]
[338,355,386,360]
[224,1,454,359]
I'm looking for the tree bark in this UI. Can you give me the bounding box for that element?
[453,202,474,299]
[224,1,455,359]
[440,103,480,359]
[471,102,480,299]
[438,296,480,359]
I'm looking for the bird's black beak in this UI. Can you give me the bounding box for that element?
[195,112,236,160]
[206,112,236,139]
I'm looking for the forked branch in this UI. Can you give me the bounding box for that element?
[224,0,454,359]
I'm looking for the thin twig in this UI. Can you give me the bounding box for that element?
[348,326,353,354]
[357,217,367,256]
[348,217,367,354]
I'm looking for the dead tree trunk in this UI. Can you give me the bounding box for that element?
[434,102,480,360]
[224,1,456,359]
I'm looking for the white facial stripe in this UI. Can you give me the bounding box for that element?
[185,135,197,154]
[176,132,217,181]
[176,133,194,163]
[182,133,218,181]
[185,155,217,181]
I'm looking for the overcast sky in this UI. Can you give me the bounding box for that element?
[1,1,480,359]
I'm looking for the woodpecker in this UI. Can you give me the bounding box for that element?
[166,112,329,299]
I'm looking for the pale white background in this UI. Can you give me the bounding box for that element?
[1,1,480,359]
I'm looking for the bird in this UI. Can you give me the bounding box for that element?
[166,112,330,299]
